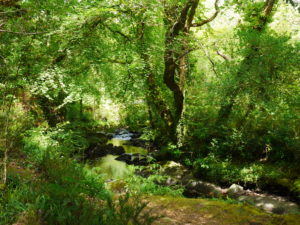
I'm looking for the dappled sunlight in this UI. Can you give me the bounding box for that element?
[92,97,123,126]
[1,0,299,224]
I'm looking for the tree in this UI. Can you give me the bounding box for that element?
[136,0,220,144]
[215,0,278,127]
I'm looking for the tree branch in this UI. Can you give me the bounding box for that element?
[186,0,200,29]
[216,50,230,61]
[175,48,198,62]
[199,42,218,76]
[191,0,220,27]
[214,43,230,61]
[101,24,131,41]
[263,0,277,17]
[0,10,19,14]
[255,0,277,31]
[170,0,193,36]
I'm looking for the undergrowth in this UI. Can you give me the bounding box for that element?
[0,125,159,225]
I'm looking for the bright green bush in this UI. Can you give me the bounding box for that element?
[23,124,89,163]
[193,154,284,186]
[125,173,183,197]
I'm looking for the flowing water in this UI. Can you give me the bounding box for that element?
[94,130,147,179]
[107,138,147,154]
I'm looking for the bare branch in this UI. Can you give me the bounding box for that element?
[214,43,230,61]
[191,0,220,27]
[199,42,218,76]
[216,50,230,61]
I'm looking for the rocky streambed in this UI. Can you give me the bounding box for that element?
[140,161,299,215]
[84,129,300,215]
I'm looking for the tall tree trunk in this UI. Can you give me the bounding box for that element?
[216,87,240,127]
[162,0,219,143]
[138,22,175,141]
[1,95,13,186]
[137,0,219,144]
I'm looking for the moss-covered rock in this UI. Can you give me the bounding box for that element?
[145,196,300,225]
[237,195,299,214]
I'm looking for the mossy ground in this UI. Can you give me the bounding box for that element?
[145,196,300,225]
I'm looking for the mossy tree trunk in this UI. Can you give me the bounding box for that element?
[161,0,220,144]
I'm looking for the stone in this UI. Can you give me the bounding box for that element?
[184,180,224,198]
[237,195,299,214]
[160,161,193,185]
[84,142,125,159]
[227,184,245,198]
[115,153,151,166]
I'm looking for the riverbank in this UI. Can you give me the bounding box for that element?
[88,129,300,215]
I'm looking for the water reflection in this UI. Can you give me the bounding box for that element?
[94,155,130,179]
[91,137,147,179]
[107,138,147,154]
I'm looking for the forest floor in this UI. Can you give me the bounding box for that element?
[145,196,300,225]
[7,136,300,225]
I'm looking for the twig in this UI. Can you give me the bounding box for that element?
[0,10,22,15]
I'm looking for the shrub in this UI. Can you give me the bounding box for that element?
[193,154,284,187]
[23,124,89,164]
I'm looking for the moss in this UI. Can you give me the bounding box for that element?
[277,178,292,187]
[107,179,127,193]
[145,196,300,225]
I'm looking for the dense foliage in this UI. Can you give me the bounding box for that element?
[0,0,299,224]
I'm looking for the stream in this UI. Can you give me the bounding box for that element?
[93,129,147,179]
[92,129,299,215]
